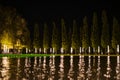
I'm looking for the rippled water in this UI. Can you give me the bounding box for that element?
[0,55,120,80]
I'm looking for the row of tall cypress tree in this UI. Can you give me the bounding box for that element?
[33,10,120,53]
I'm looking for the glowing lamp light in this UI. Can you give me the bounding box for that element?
[88,46,91,53]
[50,48,52,53]
[71,47,73,54]
[39,48,41,53]
[79,47,82,53]
[3,45,7,53]
[35,48,37,53]
[44,48,46,53]
[117,45,119,53]
[107,45,110,53]
[61,48,64,53]
[53,48,55,53]
[98,46,100,53]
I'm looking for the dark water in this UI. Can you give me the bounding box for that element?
[0,55,120,80]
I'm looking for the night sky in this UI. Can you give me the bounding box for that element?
[0,0,119,27]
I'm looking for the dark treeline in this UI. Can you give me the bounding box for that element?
[33,10,120,54]
[0,5,120,54]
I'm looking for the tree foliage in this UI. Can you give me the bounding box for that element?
[43,23,50,49]
[82,16,90,48]
[52,22,60,52]
[71,20,80,51]
[0,6,30,49]
[61,18,69,52]
[112,17,120,49]
[91,12,100,49]
[101,10,110,48]
[33,23,40,48]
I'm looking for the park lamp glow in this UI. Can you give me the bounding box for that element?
[61,47,64,53]
[79,47,82,53]
[53,48,55,53]
[71,47,73,54]
[44,48,46,53]
[50,48,52,53]
[39,48,42,53]
[117,45,119,53]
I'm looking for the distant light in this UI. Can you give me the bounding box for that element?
[88,46,91,53]
[79,47,82,53]
[50,48,52,53]
[44,48,46,53]
[71,47,73,54]
[98,46,100,53]
[107,45,110,53]
[53,48,55,53]
[39,48,41,53]
[117,45,119,53]
[61,48,64,53]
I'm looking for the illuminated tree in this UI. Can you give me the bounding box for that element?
[101,10,110,49]
[112,17,120,50]
[71,20,80,53]
[61,18,69,53]
[43,23,50,51]
[33,23,41,49]
[91,12,100,49]
[0,6,30,52]
[82,16,90,49]
[52,22,60,53]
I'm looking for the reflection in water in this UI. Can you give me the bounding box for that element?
[96,56,101,80]
[0,57,10,80]
[115,56,120,80]
[77,56,85,80]
[58,55,64,80]
[86,56,92,79]
[48,55,55,80]
[0,55,119,79]
[104,55,112,79]
[68,55,74,80]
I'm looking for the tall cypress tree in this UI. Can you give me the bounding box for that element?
[71,20,79,53]
[101,10,110,49]
[91,12,100,49]
[112,17,120,50]
[61,18,69,53]
[52,22,60,53]
[82,16,90,49]
[33,23,40,49]
[43,23,50,51]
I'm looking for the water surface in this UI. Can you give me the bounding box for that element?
[0,55,120,80]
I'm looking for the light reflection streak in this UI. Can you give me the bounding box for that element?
[104,55,111,79]
[58,55,64,79]
[68,55,74,79]
[1,57,10,80]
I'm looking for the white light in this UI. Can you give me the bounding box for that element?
[107,45,110,53]
[71,47,73,53]
[26,48,28,53]
[39,48,41,53]
[35,48,37,53]
[3,45,7,53]
[79,47,82,53]
[98,46,100,53]
[82,47,84,53]
[88,46,91,53]
[61,48,64,53]
[53,48,55,53]
[117,45,119,53]
[50,48,52,53]
[44,48,46,53]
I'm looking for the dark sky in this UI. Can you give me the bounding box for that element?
[0,0,119,25]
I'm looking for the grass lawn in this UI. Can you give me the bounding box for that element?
[0,53,120,58]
